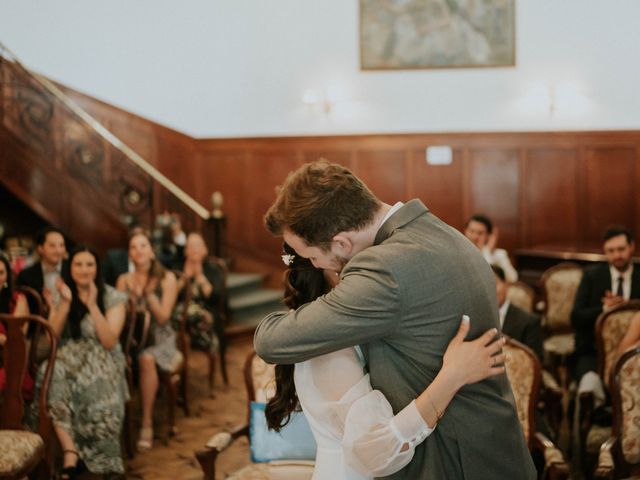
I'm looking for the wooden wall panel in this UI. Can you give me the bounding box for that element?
[353,150,407,205]
[246,150,301,260]
[468,149,520,252]
[409,149,465,230]
[27,81,640,275]
[584,147,636,242]
[524,148,579,248]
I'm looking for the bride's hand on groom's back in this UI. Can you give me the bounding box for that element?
[442,315,506,389]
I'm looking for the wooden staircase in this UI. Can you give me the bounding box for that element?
[226,272,285,336]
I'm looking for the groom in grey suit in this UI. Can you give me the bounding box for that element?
[255,160,535,479]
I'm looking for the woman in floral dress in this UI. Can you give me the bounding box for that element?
[31,246,128,478]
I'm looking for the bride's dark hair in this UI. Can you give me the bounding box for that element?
[265,243,328,431]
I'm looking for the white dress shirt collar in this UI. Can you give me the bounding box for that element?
[609,264,634,300]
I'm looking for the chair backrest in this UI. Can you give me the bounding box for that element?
[596,301,640,389]
[541,262,583,331]
[0,314,57,437]
[503,337,541,450]
[207,256,230,323]
[244,351,276,413]
[15,285,47,317]
[507,281,536,313]
[610,344,640,472]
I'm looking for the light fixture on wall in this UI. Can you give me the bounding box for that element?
[302,87,343,114]
[515,81,592,118]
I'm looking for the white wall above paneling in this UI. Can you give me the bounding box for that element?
[2,0,639,137]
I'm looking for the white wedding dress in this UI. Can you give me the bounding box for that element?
[294,347,433,480]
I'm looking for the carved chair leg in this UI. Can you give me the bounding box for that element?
[161,373,178,444]
[180,367,190,417]
[219,348,228,385]
[195,448,217,480]
[123,399,136,458]
[208,351,216,396]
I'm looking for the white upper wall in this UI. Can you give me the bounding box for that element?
[2,0,639,137]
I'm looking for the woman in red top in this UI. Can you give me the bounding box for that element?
[0,253,32,398]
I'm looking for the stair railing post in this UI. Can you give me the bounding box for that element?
[209,191,227,261]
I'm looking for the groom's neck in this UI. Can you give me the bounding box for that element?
[348,203,392,254]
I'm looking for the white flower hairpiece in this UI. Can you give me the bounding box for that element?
[281,254,296,266]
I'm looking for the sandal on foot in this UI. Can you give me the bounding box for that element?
[60,450,87,479]
[137,426,153,452]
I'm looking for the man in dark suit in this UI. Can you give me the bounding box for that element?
[492,265,544,360]
[17,226,67,313]
[571,225,640,382]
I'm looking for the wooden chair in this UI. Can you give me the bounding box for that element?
[508,281,536,314]
[0,314,57,480]
[579,301,640,474]
[503,337,570,480]
[594,344,640,480]
[206,256,230,391]
[195,351,314,480]
[539,262,583,384]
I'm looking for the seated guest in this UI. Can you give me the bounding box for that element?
[17,226,67,312]
[173,232,225,353]
[154,212,186,269]
[0,253,33,399]
[492,265,543,360]
[464,214,518,282]
[29,246,128,478]
[116,231,178,452]
[571,225,640,382]
[102,226,145,286]
[617,311,640,358]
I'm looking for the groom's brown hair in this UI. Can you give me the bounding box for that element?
[265,159,381,249]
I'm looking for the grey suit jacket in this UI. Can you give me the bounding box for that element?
[254,200,535,479]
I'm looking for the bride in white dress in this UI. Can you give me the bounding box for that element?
[265,245,506,480]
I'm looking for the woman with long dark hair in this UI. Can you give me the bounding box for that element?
[265,244,506,479]
[29,245,129,479]
[0,253,28,316]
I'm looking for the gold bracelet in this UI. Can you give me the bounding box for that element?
[425,391,443,421]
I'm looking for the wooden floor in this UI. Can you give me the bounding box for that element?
[125,338,254,480]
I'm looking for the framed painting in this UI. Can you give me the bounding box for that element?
[360,0,516,70]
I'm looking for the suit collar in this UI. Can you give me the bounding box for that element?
[374,199,429,246]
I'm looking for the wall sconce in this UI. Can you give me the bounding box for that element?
[302,87,342,114]
[515,82,592,118]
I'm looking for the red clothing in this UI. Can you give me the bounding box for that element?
[0,295,35,402]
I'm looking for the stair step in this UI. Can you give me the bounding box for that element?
[229,289,283,312]
[226,272,265,296]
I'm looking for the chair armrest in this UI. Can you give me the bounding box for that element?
[593,436,616,480]
[196,425,249,480]
[533,432,570,480]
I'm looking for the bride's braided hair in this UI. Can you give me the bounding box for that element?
[265,243,328,431]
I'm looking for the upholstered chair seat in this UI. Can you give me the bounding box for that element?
[227,461,315,480]
[0,430,44,477]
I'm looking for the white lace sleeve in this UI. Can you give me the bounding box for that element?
[342,391,434,477]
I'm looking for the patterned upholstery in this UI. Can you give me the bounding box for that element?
[507,282,535,314]
[251,355,276,403]
[543,333,575,356]
[227,461,315,480]
[600,310,634,385]
[504,343,535,443]
[618,350,640,464]
[542,265,583,331]
[0,430,44,476]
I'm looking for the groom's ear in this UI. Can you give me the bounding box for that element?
[331,233,353,256]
